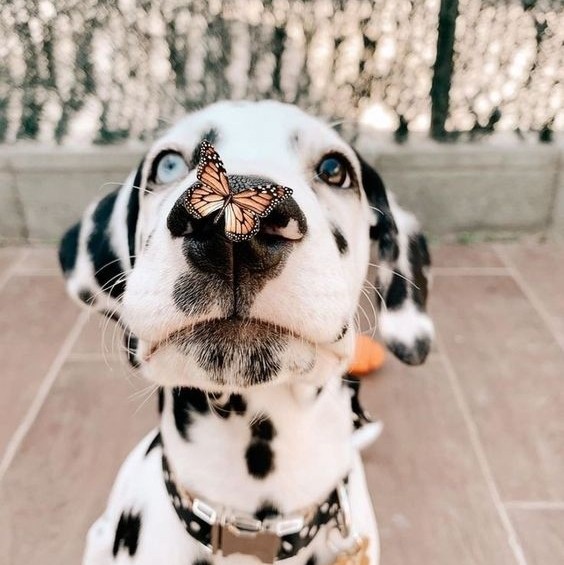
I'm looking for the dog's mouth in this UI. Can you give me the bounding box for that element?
[145,317,303,361]
[138,316,352,389]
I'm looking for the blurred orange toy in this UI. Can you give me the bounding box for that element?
[348,334,386,376]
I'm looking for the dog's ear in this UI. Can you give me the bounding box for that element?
[59,160,144,362]
[357,154,434,365]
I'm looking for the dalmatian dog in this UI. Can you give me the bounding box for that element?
[59,101,433,565]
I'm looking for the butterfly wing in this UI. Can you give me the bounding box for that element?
[184,182,225,219]
[189,141,293,241]
[197,141,231,197]
[223,201,260,242]
[231,184,292,217]
[223,184,292,241]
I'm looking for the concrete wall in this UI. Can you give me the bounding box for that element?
[1,141,563,243]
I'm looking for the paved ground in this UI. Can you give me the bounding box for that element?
[0,243,563,564]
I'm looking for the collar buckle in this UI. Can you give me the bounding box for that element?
[212,518,281,564]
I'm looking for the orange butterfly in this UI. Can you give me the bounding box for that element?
[184,141,292,242]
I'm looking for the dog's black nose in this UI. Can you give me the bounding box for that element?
[167,183,307,276]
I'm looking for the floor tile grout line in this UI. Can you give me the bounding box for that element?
[0,310,89,483]
[433,267,510,276]
[435,330,529,565]
[12,269,61,277]
[0,248,31,293]
[67,352,123,361]
[495,245,564,352]
[505,501,564,511]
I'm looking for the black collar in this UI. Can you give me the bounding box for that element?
[162,452,350,563]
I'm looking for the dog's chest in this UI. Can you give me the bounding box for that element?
[160,379,353,516]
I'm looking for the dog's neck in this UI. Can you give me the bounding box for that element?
[158,376,353,517]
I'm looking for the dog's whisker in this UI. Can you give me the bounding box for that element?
[367,204,385,217]
[359,289,379,336]
[97,181,146,194]
[363,279,388,315]
[131,383,160,415]
[356,303,378,337]
[361,285,379,328]
[368,262,420,290]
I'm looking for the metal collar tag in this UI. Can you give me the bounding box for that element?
[212,520,281,563]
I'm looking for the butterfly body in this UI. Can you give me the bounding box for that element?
[184,141,293,242]
[212,192,233,225]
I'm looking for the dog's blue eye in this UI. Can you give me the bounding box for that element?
[317,155,352,188]
[155,152,188,184]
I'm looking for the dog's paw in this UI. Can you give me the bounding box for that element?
[352,420,383,451]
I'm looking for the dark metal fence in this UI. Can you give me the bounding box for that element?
[0,0,562,145]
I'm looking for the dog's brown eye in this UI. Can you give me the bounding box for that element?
[316,155,352,188]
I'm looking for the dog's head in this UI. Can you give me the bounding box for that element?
[60,101,433,390]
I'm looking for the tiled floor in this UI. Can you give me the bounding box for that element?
[0,243,563,564]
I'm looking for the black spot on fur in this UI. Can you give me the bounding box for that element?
[59,222,80,275]
[201,127,219,145]
[289,131,300,150]
[172,387,210,440]
[189,129,219,168]
[386,273,408,310]
[251,417,277,441]
[127,162,143,267]
[101,309,120,323]
[306,556,317,565]
[344,375,372,429]
[254,501,280,521]
[409,233,430,308]
[412,232,430,267]
[375,224,400,263]
[112,511,141,557]
[387,337,431,366]
[332,225,349,254]
[243,417,277,486]
[145,432,161,456]
[158,387,164,414]
[214,394,247,419]
[144,232,153,250]
[227,394,247,415]
[335,324,348,341]
[192,560,213,565]
[356,153,398,258]
[245,440,275,479]
[88,191,126,300]
[77,288,95,305]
